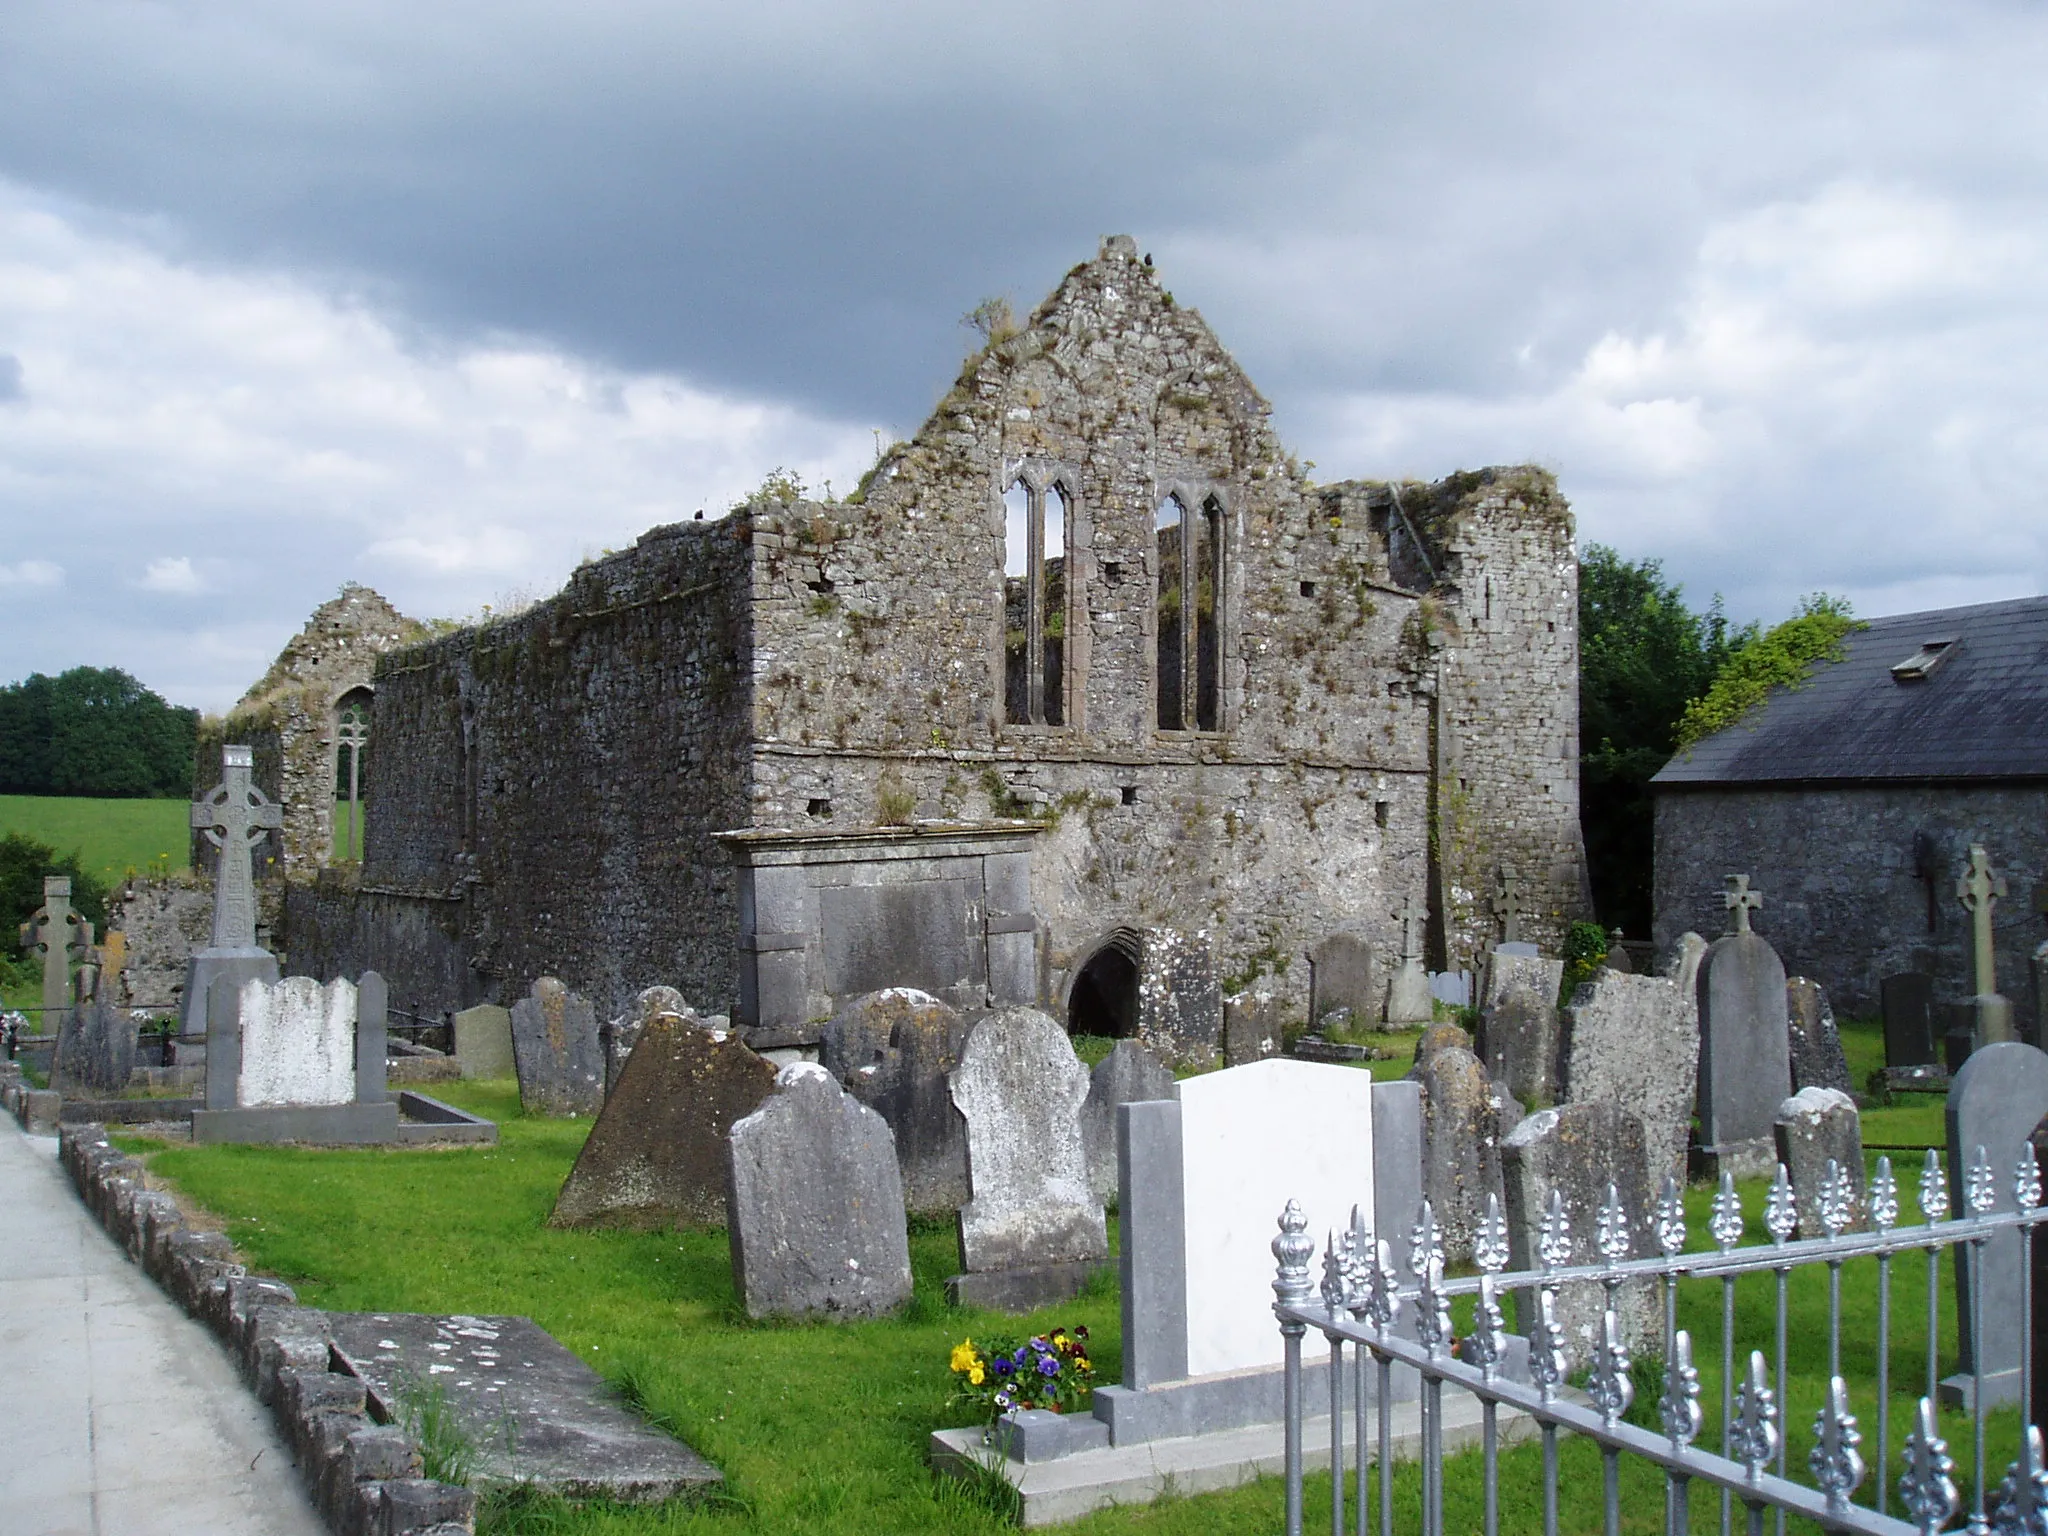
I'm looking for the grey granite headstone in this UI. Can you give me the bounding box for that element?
[1560,971,1699,1188]
[949,1007,1106,1308]
[550,1014,776,1228]
[1500,1101,1658,1370]
[725,1063,912,1319]
[510,977,604,1117]
[452,1004,515,1079]
[55,994,135,1096]
[1773,1086,1865,1238]
[1696,928,1792,1179]
[1081,1039,1176,1205]
[1881,972,1937,1067]
[1786,978,1853,1096]
[1308,934,1378,1028]
[1384,894,1433,1026]
[822,989,970,1213]
[1407,1043,1505,1264]
[1941,1041,2048,1409]
[1222,991,1281,1066]
[1479,952,1564,1106]
[180,745,282,1037]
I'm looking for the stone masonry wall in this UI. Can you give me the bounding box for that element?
[1654,782,2048,1017]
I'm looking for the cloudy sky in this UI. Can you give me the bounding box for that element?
[2,1,2043,712]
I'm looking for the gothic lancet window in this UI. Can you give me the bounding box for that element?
[1002,476,1069,726]
[334,688,372,862]
[1155,491,1224,731]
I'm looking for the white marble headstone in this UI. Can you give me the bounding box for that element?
[1177,1058,1374,1377]
[238,976,357,1108]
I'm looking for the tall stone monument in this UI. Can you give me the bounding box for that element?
[1383,890,1434,1026]
[180,745,282,1038]
[1694,874,1792,1179]
[1954,844,2015,1050]
[20,875,93,1039]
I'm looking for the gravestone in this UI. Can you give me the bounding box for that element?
[1695,876,1792,1178]
[1408,1043,1505,1264]
[822,989,970,1213]
[192,972,399,1144]
[1384,893,1433,1026]
[1661,931,1708,995]
[1413,1019,1473,1064]
[1956,845,2016,1051]
[20,875,93,1038]
[452,1004,515,1079]
[1307,934,1378,1029]
[510,977,604,1117]
[1221,990,1280,1066]
[1492,867,1527,945]
[605,985,686,1095]
[550,1014,776,1228]
[1602,931,1634,975]
[947,1007,1106,1309]
[725,1063,912,1319]
[1478,952,1564,1106]
[180,746,282,1037]
[1080,1039,1176,1205]
[53,972,134,1096]
[2033,941,2048,1049]
[1942,1041,2048,1410]
[1773,1087,1865,1238]
[1560,970,1698,1187]
[1500,1102,1658,1369]
[1881,972,1938,1067]
[1430,971,1471,1008]
[1785,978,1853,1096]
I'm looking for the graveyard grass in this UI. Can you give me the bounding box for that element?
[113,1061,2017,1536]
[0,793,191,884]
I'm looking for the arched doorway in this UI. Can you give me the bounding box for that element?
[1068,929,1142,1039]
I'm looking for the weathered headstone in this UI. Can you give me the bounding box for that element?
[1955,845,2016,1051]
[1602,931,1634,975]
[1661,931,1708,995]
[1080,1038,1176,1205]
[947,1007,1106,1309]
[725,1063,912,1319]
[1430,971,1472,1008]
[1384,892,1433,1026]
[551,1014,776,1228]
[452,1004,515,1079]
[1307,934,1378,1029]
[2033,940,2048,1050]
[1492,866,1526,945]
[1478,952,1564,1106]
[180,745,282,1037]
[1881,972,1937,1067]
[510,977,604,1117]
[604,985,686,1095]
[239,975,357,1106]
[822,989,970,1213]
[192,971,399,1144]
[1500,1102,1658,1369]
[1413,1019,1473,1064]
[1408,1043,1505,1264]
[1559,970,1699,1187]
[1221,990,1280,1066]
[1695,876,1792,1179]
[1941,1041,2048,1409]
[1786,978,1853,1096]
[20,875,93,1038]
[53,972,135,1096]
[1773,1087,1866,1238]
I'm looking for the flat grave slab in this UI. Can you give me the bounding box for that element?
[326,1312,720,1502]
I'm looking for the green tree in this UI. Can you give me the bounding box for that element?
[0,831,109,952]
[1578,546,1752,938]
[0,667,197,797]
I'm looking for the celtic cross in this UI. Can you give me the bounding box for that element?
[19,875,93,1025]
[1397,890,1427,964]
[192,745,283,950]
[1723,874,1763,937]
[1955,844,2006,997]
[1493,866,1524,944]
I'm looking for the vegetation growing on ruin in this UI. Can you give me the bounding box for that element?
[1673,594,1864,751]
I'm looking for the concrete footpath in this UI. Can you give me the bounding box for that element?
[0,1120,325,1536]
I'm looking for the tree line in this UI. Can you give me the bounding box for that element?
[0,667,198,798]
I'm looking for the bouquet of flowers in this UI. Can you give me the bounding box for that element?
[947,1326,1095,1421]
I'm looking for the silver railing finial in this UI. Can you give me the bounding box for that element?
[1990,1424,2048,1535]
[1898,1397,1959,1533]
[1416,1256,1452,1358]
[1660,1328,1702,1447]
[1272,1199,1315,1310]
[1818,1157,1853,1238]
[1597,1181,1631,1264]
[1363,1237,1398,1331]
[1587,1308,1634,1427]
[1711,1169,1744,1251]
[1469,1272,1507,1381]
[1320,1230,1348,1314]
[1920,1148,1949,1224]
[1410,1199,1444,1280]
[1539,1186,1572,1269]
[1730,1350,1780,1482]
[1529,1289,1566,1403]
[1808,1376,1864,1511]
[1765,1164,1797,1244]
[1655,1173,1686,1257]
[2017,1144,2044,1214]
[1967,1146,1997,1217]
[1474,1191,1509,1274]
[1870,1154,1900,1232]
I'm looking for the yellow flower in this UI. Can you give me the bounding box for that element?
[969,1365,985,1386]
[950,1340,977,1374]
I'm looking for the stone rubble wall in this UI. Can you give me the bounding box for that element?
[1655,782,2048,1016]
[105,874,214,1013]
[45,1109,473,1536]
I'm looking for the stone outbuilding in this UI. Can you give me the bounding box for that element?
[262,237,1589,1057]
[1653,595,2048,1015]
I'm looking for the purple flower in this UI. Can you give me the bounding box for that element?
[1037,1356,1061,1378]
[1029,1336,1049,1353]
[992,1357,1015,1376]
[1013,1347,1032,1366]
[995,1391,1011,1410]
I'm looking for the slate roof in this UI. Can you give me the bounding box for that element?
[1652,595,2048,786]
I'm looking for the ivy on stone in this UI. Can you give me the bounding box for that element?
[1673,595,1863,752]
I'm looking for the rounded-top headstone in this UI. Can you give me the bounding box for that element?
[821,988,969,1214]
[1697,930,1792,1168]
[1773,1085,1864,1237]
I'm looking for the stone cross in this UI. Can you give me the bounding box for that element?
[1398,890,1428,963]
[1956,844,2007,998]
[1492,867,1524,944]
[192,745,283,951]
[1723,874,1763,937]
[19,875,93,1026]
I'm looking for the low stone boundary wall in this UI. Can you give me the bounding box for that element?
[53,1119,476,1536]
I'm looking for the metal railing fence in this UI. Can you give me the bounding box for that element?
[1273,1147,2048,1536]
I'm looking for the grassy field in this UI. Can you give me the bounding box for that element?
[109,1071,2015,1536]
[0,793,190,882]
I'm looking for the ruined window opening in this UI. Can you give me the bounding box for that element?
[1002,477,1070,726]
[334,687,372,863]
[1155,491,1224,731]
[807,797,833,819]
[1300,581,1316,598]
[1375,799,1390,829]
[1069,934,1141,1038]
[1120,785,1139,806]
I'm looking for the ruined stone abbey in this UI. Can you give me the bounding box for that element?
[215,236,1586,1059]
